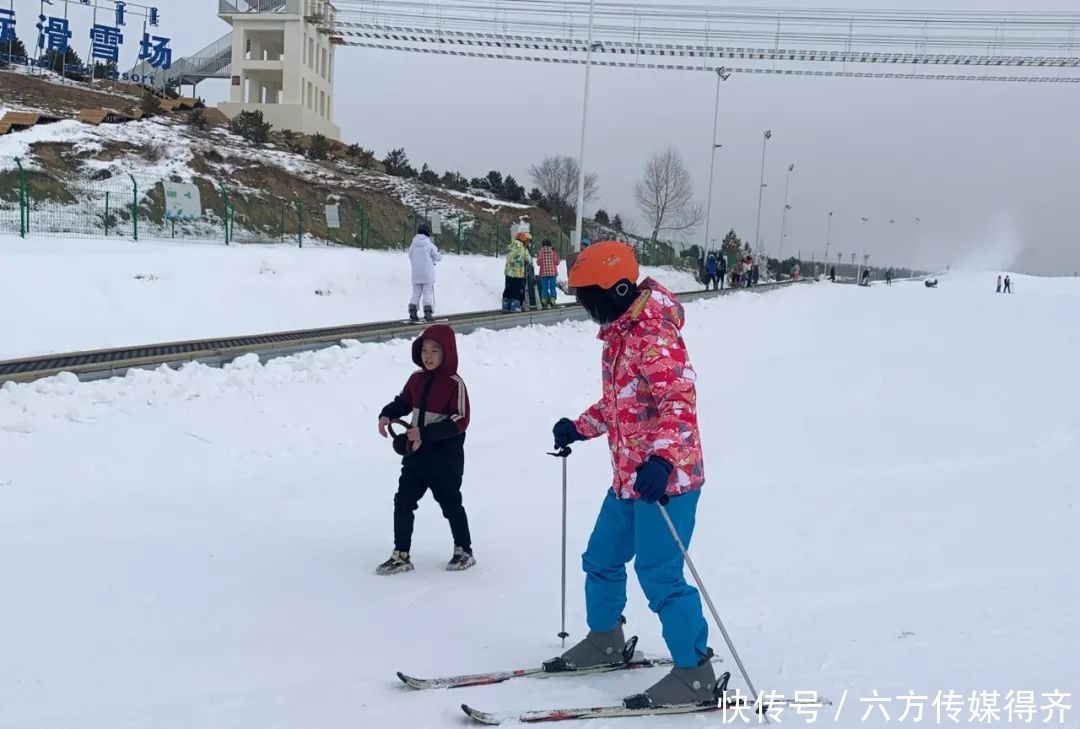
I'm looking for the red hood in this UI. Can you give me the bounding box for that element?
[411,324,459,376]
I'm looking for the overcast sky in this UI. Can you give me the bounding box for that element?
[9,0,1080,274]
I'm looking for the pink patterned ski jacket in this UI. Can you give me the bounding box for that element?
[573,278,705,499]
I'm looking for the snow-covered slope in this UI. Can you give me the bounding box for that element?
[0,237,699,359]
[1,273,1076,729]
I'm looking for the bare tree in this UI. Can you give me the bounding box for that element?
[528,154,599,232]
[634,146,703,246]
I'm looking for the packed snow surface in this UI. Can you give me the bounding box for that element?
[0,237,699,360]
[0,273,1077,729]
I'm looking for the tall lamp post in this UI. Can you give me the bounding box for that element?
[752,129,772,263]
[856,217,868,283]
[571,0,598,251]
[777,162,795,266]
[702,66,732,258]
[823,211,833,278]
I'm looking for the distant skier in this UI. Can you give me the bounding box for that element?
[545,241,715,710]
[1004,275,1012,293]
[704,254,719,291]
[376,324,475,574]
[536,238,561,308]
[886,269,893,286]
[408,223,441,323]
[997,274,1002,293]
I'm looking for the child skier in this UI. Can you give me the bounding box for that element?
[502,231,531,312]
[536,238,561,308]
[544,241,714,709]
[376,324,475,574]
[408,223,441,322]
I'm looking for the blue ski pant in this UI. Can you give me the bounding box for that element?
[539,276,558,302]
[582,488,709,668]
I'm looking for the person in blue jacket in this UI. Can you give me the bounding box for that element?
[704,254,720,291]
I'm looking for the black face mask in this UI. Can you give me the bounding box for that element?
[575,280,638,325]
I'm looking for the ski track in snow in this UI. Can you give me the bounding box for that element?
[0,273,1078,729]
[0,237,699,360]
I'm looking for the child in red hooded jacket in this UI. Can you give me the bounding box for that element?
[377,324,474,574]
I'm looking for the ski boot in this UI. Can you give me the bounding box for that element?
[408,304,419,323]
[446,546,476,571]
[542,616,633,672]
[622,648,718,709]
[423,305,434,323]
[375,550,413,575]
[501,298,511,313]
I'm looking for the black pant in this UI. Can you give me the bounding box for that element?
[393,460,472,554]
[503,276,525,304]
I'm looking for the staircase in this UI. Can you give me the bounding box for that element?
[128,0,290,87]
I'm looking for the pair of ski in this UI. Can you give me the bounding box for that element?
[398,645,829,724]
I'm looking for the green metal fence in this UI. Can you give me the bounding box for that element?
[0,156,695,275]
[0,159,402,248]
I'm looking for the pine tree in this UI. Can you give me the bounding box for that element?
[1,35,30,64]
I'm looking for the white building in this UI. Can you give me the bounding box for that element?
[217,0,341,140]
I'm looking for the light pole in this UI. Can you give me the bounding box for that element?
[777,163,794,267]
[855,217,868,284]
[823,211,833,278]
[572,0,598,251]
[752,129,772,264]
[702,66,731,258]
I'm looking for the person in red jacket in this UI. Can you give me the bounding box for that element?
[543,241,713,709]
[377,324,475,574]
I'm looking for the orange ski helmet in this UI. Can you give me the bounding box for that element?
[568,241,639,290]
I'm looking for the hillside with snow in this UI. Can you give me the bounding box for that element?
[0,271,1076,729]
[0,236,700,360]
[0,70,580,255]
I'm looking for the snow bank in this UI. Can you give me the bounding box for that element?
[0,275,1076,729]
[0,236,700,359]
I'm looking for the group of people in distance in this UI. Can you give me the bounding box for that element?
[382,238,721,710]
[405,224,566,323]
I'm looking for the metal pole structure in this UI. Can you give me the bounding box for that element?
[549,446,572,646]
[14,156,27,238]
[657,497,763,716]
[777,163,794,267]
[823,211,833,277]
[571,0,597,252]
[856,219,867,283]
[702,67,730,258]
[752,130,771,268]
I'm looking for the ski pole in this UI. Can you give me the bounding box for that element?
[657,494,764,716]
[549,445,572,646]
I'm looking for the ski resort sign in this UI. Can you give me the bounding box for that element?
[0,0,171,87]
[163,182,202,221]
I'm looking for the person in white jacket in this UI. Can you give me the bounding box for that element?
[408,223,442,322]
